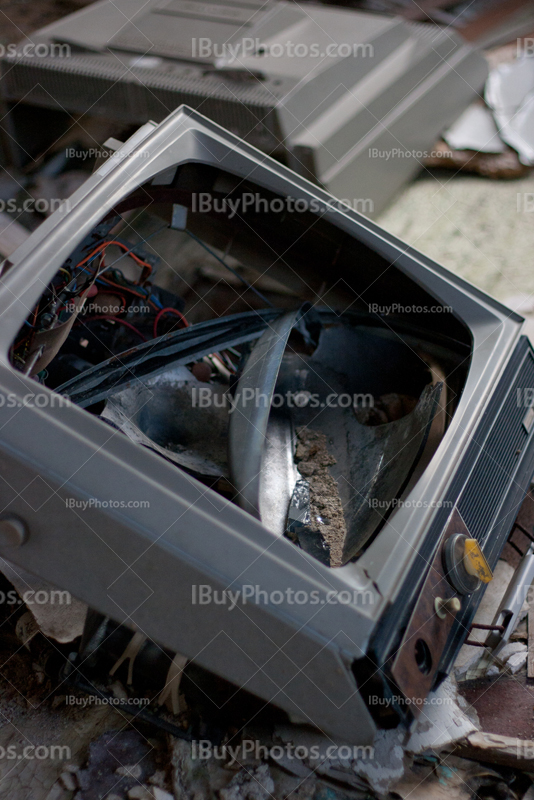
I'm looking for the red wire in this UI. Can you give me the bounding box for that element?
[153,307,188,339]
[76,240,153,277]
[80,315,147,341]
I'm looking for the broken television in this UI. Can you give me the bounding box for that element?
[1,107,533,744]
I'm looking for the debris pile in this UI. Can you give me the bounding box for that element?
[426,52,534,180]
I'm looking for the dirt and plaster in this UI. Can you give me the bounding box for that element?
[0,691,125,800]
[295,427,348,567]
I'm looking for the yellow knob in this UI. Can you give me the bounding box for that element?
[463,538,493,583]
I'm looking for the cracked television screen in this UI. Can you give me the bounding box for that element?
[9,165,466,567]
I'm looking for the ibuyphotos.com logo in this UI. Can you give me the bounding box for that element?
[191,192,374,217]
[192,740,375,762]
[191,585,375,610]
[191,38,374,62]
[191,388,374,411]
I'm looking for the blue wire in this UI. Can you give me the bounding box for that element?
[149,294,164,309]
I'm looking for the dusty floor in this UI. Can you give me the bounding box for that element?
[378,166,534,307]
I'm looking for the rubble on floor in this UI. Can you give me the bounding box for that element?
[75,730,160,800]
[0,694,125,800]
[2,563,534,799]
[390,754,518,800]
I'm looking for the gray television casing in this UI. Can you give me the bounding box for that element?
[0,0,488,215]
[0,107,531,744]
